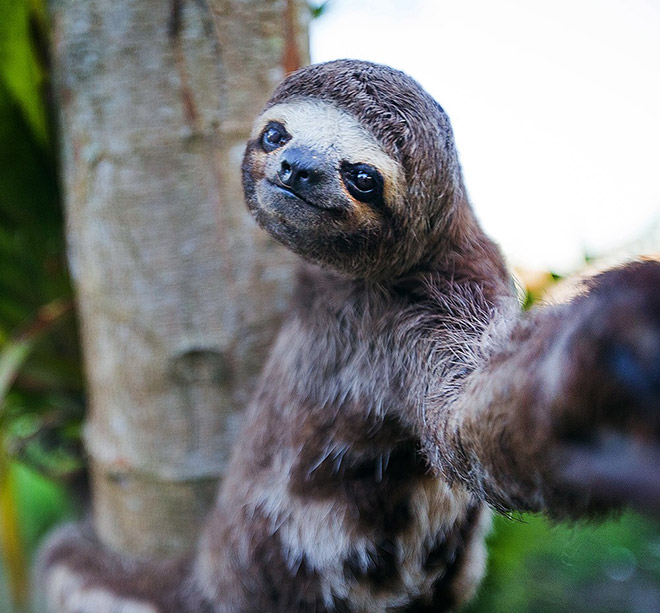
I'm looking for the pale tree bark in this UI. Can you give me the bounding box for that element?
[49,0,308,558]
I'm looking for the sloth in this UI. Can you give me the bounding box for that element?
[39,60,660,612]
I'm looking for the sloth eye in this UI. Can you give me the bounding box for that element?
[355,170,375,192]
[261,122,290,152]
[341,162,384,204]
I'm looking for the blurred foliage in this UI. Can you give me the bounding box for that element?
[515,268,564,310]
[308,1,331,19]
[0,0,84,483]
[0,0,49,146]
[467,512,660,613]
[0,0,84,609]
[0,461,74,609]
[0,451,27,608]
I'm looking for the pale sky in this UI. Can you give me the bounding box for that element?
[310,0,660,272]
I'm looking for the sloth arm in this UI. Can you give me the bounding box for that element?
[422,260,660,518]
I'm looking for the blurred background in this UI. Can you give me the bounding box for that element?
[311,0,660,273]
[0,0,658,611]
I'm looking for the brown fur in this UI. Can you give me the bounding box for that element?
[38,60,660,612]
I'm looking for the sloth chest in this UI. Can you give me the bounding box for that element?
[262,468,480,612]
[247,421,482,611]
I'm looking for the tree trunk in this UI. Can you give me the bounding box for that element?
[48,0,308,558]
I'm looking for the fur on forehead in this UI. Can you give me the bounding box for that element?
[265,60,459,179]
[254,99,403,193]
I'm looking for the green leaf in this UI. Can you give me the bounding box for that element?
[0,0,49,144]
[0,451,28,609]
[309,1,331,19]
[0,300,73,418]
[0,341,31,410]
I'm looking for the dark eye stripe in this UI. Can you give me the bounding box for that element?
[261,121,290,152]
[340,162,384,204]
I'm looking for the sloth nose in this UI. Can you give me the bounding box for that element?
[277,148,324,189]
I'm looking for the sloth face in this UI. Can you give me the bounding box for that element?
[242,99,405,278]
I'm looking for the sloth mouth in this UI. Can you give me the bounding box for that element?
[267,179,320,209]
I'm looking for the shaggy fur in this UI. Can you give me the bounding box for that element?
[38,60,660,612]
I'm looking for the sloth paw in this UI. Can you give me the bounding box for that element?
[552,260,660,513]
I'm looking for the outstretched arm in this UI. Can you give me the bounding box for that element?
[423,260,660,518]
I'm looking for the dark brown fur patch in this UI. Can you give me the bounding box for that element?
[289,412,429,534]
[243,513,334,613]
[406,503,481,612]
[343,537,402,592]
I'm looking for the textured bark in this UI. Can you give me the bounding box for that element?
[49,0,308,557]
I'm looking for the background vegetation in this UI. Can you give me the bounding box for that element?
[0,1,657,611]
[0,0,82,609]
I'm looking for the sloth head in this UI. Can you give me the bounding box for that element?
[242,59,477,279]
